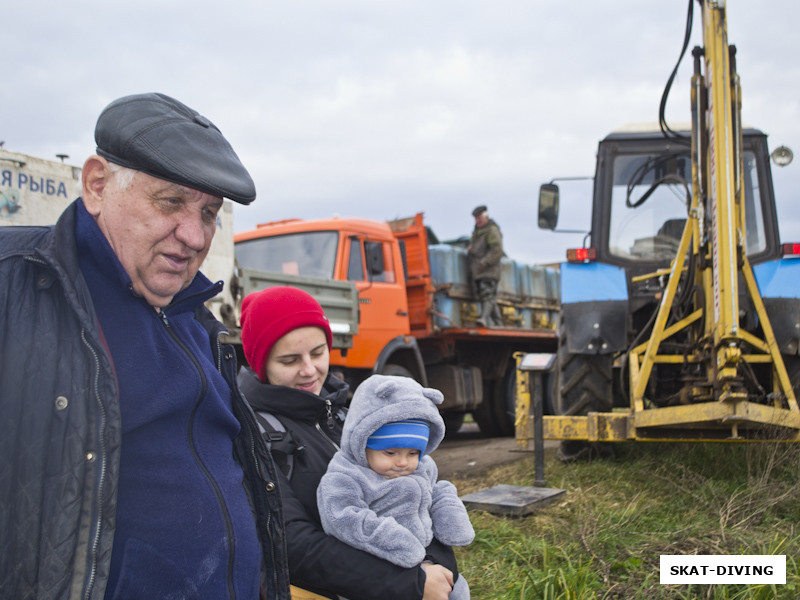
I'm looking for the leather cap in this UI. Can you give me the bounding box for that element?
[472,204,487,217]
[94,93,256,204]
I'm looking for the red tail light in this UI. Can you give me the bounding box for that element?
[566,247,597,263]
[782,243,800,257]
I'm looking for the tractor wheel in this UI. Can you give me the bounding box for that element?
[556,331,613,461]
[785,354,800,401]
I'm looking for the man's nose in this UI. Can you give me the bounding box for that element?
[175,213,208,251]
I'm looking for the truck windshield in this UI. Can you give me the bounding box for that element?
[235,231,339,278]
[608,150,765,261]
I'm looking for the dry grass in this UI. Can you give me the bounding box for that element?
[452,441,800,599]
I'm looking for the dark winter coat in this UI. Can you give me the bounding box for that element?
[238,368,459,600]
[0,201,290,600]
[468,218,504,281]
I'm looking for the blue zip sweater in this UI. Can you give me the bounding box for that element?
[74,201,260,599]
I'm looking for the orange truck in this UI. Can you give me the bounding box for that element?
[234,212,559,436]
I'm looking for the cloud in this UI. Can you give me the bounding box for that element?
[4,0,800,264]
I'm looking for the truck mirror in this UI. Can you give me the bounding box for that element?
[365,241,385,277]
[538,183,560,230]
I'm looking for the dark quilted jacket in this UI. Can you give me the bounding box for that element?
[0,202,290,600]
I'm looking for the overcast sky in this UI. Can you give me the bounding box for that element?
[5,0,800,264]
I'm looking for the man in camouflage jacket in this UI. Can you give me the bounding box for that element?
[467,205,504,327]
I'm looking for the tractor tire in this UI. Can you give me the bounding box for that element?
[556,331,613,462]
[786,355,800,400]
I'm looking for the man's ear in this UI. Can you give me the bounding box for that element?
[81,155,111,217]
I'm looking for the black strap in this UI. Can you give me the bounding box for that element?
[254,412,304,480]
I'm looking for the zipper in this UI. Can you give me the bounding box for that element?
[215,330,225,373]
[24,255,107,600]
[315,399,340,452]
[81,328,107,600]
[158,310,238,599]
[324,399,335,429]
[224,330,281,596]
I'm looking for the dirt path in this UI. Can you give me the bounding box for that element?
[430,423,557,480]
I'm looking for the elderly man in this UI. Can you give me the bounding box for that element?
[467,204,504,327]
[0,93,289,599]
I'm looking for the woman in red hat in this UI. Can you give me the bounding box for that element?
[238,286,458,600]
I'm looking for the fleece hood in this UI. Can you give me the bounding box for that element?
[341,374,445,468]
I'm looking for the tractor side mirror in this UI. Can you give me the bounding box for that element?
[538,183,560,230]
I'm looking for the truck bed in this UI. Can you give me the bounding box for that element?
[388,213,559,338]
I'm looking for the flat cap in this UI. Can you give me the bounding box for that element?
[95,93,256,204]
[472,205,487,217]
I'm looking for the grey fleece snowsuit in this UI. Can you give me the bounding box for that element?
[317,374,475,599]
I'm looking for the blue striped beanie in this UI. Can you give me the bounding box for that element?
[366,420,430,455]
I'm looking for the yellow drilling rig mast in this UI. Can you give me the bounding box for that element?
[521,0,800,457]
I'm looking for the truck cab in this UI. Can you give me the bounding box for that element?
[235,217,417,375]
[236,213,560,437]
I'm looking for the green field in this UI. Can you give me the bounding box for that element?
[453,441,800,599]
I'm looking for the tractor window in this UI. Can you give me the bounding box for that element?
[742,152,766,255]
[607,151,765,261]
[608,153,690,261]
[235,231,338,278]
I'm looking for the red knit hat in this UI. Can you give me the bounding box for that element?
[240,286,333,383]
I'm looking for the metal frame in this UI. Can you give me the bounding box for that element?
[518,3,799,446]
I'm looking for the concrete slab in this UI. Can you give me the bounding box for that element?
[460,484,566,516]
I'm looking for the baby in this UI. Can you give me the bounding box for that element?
[317,374,475,599]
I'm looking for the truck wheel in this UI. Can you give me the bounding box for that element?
[557,333,613,462]
[442,412,466,437]
[472,381,503,437]
[474,364,536,438]
[494,364,558,436]
[382,363,465,437]
[381,363,413,379]
[492,367,517,438]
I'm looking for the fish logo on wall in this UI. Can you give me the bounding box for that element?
[0,189,21,216]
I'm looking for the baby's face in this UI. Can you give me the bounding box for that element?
[366,447,420,478]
